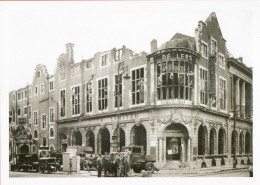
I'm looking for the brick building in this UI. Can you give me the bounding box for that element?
[9,12,252,168]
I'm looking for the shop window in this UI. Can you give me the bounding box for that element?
[115,74,122,107]
[60,90,65,117]
[132,68,144,105]
[157,60,193,101]
[219,78,226,110]
[200,68,208,105]
[98,78,108,110]
[86,82,92,112]
[102,54,108,66]
[72,86,80,115]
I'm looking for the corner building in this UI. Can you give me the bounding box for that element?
[9,12,252,169]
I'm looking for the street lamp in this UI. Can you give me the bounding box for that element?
[115,60,130,152]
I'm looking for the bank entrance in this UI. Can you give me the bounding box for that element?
[164,123,189,162]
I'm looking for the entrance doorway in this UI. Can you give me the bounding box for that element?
[166,137,181,160]
[163,123,189,162]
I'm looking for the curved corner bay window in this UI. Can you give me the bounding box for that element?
[157,59,194,100]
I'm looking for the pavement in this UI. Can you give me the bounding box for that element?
[9,165,251,178]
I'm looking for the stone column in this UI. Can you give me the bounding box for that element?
[159,137,163,161]
[187,137,191,162]
[241,81,246,118]
[236,78,240,117]
[194,63,198,105]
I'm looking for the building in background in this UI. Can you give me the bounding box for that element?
[9,12,252,168]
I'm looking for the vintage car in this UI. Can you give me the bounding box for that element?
[49,151,63,171]
[121,145,157,173]
[10,153,39,172]
[80,147,98,171]
[39,157,59,173]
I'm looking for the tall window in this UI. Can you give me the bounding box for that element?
[50,128,54,137]
[49,108,54,122]
[28,106,31,119]
[49,81,54,91]
[33,112,38,125]
[102,54,108,66]
[219,78,226,110]
[115,49,122,61]
[98,78,108,110]
[201,43,208,58]
[41,84,44,94]
[219,54,225,68]
[86,60,92,68]
[157,60,193,100]
[72,86,80,115]
[200,68,208,105]
[18,93,21,100]
[43,137,46,146]
[86,82,92,112]
[35,86,38,95]
[24,107,28,115]
[13,110,15,122]
[17,108,21,116]
[60,90,65,117]
[60,67,65,80]
[34,130,38,138]
[115,74,122,107]
[211,39,217,54]
[42,115,46,129]
[132,68,144,105]
[9,110,12,122]
[24,91,27,98]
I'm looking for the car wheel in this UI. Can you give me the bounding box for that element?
[83,161,89,171]
[133,166,142,173]
[145,162,154,173]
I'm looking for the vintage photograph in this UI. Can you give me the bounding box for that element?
[1,1,257,182]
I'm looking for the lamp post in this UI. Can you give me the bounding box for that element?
[115,61,130,152]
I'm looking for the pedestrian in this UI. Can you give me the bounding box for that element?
[97,153,103,177]
[113,153,121,177]
[102,153,108,177]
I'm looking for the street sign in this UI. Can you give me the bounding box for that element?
[18,118,26,124]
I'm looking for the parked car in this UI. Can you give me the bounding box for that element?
[10,153,39,172]
[39,157,59,174]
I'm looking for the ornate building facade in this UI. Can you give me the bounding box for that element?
[9,12,252,168]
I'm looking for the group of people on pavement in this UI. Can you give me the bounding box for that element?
[97,151,131,177]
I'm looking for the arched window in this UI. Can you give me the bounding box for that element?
[198,125,208,155]
[50,128,54,137]
[43,137,46,146]
[239,132,244,154]
[209,128,216,155]
[231,130,238,155]
[245,132,251,154]
[34,130,38,138]
[218,128,225,155]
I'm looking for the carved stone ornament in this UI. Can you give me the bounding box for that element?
[209,123,217,130]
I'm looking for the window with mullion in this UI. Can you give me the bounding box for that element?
[33,112,38,125]
[200,68,208,105]
[72,86,80,115]
[42,115,46,129]
[60,90,65,117]
[115,74,122,107]
[98,78,108,110]
[86,82,93,112]
[132,68,144,105]
[50,108,54,122]
[220,79,226,110]
[102,55,108,66]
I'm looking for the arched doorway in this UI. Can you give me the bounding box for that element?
[210,128,216,155]
[113,128,125,151]
[218,128,226,154]
[72,131,82,146]
[245,132,250,154]
[239,132,244,154]
[98,128,110,155]
[131,125,147,153]
[18,144,29,154]
[231,130,238,155]
[163,123,189,162]
[198,125,208,155]
[86,130,95,152]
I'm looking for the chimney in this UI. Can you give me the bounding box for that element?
[66,43,74,63]
[150,39,157,53]
[238,57,243,63]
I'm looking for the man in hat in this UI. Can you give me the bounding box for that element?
[97,153,103,177]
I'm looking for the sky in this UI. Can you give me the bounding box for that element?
[1,1,258,92]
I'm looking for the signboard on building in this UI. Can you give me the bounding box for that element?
[209,56,216,96]
[18,118,26,124]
